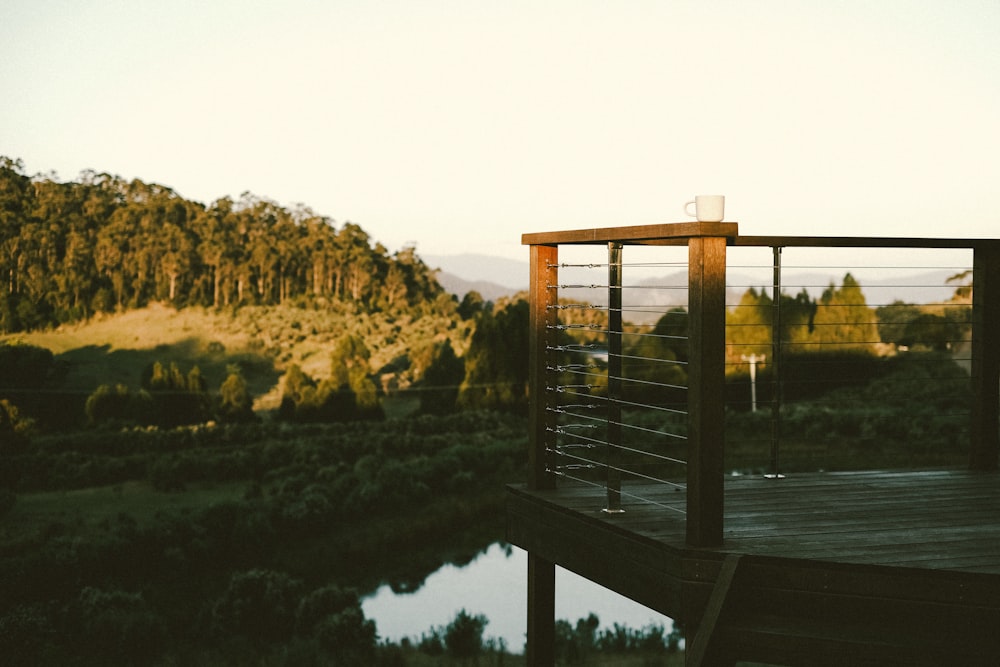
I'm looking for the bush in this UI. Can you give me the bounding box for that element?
[0,398,32,451]
[314,606,377,663]
[73,587,167,664]
[0,603,58,666]
[218,370,257,423]
[212,569,304,645]
[0,488,16,518]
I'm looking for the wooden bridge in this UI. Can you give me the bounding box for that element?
[506,223,1000,665]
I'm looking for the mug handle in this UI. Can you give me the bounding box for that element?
[684,200,697,218]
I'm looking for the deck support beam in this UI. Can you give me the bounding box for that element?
[526,552,556,666]
[686,554,743,667]
[970,242,1000,470]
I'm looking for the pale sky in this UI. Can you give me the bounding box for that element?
[2,0,998,261]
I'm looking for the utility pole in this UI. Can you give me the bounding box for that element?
[741,353,765,412]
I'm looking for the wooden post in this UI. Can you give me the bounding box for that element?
[687,235,728,547]
[526,243,558,665]
[526,552,556,666]
[529,243,559,490]
[970,241,1000,471]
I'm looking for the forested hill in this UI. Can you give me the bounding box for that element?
[0,157,450,333]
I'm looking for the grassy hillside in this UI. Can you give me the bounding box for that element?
[3,302,471,416]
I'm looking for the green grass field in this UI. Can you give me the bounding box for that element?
[2,302,467,416]
[1,480,247,546]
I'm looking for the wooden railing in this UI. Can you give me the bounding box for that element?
[523,223,1000,548]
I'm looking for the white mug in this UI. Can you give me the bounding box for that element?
[684,195,725,222]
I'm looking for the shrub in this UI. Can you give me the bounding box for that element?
[0,488,17,518]
[218,370,256,423]
[314,606,377,663]
[212,569,304,645]
[0,603,58,665]
[74,587,167,663]
[0,398,32,451]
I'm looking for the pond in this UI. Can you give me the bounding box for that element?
[362,542,675,652]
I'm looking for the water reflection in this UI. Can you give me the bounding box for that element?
[362,542,674,651]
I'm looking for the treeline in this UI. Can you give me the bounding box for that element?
[85,361,256,429]
[726,273,971,360]
[0,157,449,332]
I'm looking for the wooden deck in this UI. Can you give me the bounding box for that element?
[506,469,1000,665]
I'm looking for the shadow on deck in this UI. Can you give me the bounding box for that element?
[507,469,1000,665]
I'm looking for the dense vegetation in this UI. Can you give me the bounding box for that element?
[0,413,526,664]
[0,411,689,665]
[0,156,449,332]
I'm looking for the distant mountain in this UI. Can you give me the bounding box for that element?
[423,254,529,289]
[423,254,528,301]
[426,250,962,319]
[432,270,522,302]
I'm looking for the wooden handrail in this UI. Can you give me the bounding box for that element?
[735,235,1000,250]
[522,222,737,246]
[523,224,1000,251]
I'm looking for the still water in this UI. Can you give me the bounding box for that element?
[362,542,674,652]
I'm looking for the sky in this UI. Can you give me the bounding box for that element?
[2,0,998,262]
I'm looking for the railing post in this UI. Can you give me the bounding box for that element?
[970,241,1000,471]
[767,246,785,479]
[526,243,557,666]
[529,243,559,490]
[606,242,624,513]
[687,234,728,547]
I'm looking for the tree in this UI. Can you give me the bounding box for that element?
[947,269,973,301]
[621,307,689,405]
[278,364,317,421]
[218,367,256,422]
[142,361,212,426]
[295,586,376,663]
[443,609,488,662]
[808,273,878,352]
[776,288,817,346]
[415,339,465,415]
[324,334,383,421]
[339,223,376,303]
[876,301,924,347]
[458,290,487,320]
[457,298,529,412]
[727,287,772,361]
[903,313,962,351]
[85,383,150,426]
